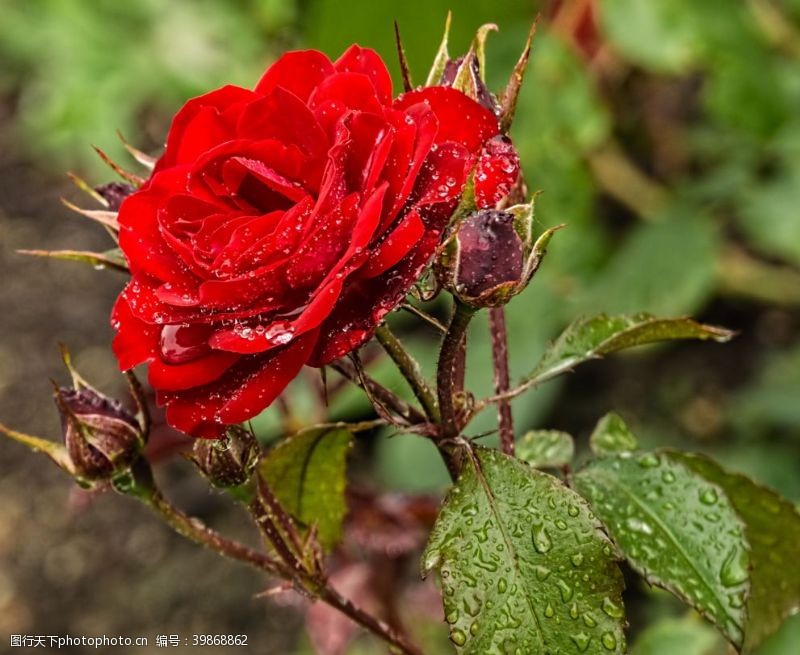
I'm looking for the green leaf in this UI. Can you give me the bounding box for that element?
[423,447,626,654]
[579,212,719,317]
[630,615,725,655]
[526,313,733,388]
[516,430,574,469]
[590,412,639,455]
[259,426,352,551]
[737,166,800,267]
[674,453,800,653]
[574,452,749,647]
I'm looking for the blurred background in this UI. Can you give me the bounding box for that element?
[1,0,799,653]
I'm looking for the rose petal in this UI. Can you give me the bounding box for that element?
[254,50,335,101]
[111,295,160,370]
[360,209,425,279]
[393,86,499,153]
[148,350,240,392]
[157,85,256,171]
[334,45,393,105]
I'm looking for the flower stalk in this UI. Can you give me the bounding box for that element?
[375,324,440,422]
[489,306,514,455]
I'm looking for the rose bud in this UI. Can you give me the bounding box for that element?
[94,182,135,211]
[189,426,259,488]
[54,386,145,482]
[439,205,561,308]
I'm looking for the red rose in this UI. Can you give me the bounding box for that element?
[112,47,516,438]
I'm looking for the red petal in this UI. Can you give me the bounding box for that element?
[310,72,384,137]
[118,169,198,285]
[334,45,393,105]
[360,209,425,279]
[237,87,329,159]
[149,351,240,392]
[254,50,335,101]
[217,330,318,423]
[157,85,255,171]
[474,136,520,209]
[208,277,343,354]
[394,87,499,153]
[111,295,160,370]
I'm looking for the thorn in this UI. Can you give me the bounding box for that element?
[92,145,147,186]
[500,14,540,133]
[394,20,414,92]
[66,172,109,207]
[254,581,294,599]
[116,130,156,170]
[60,198,120,231]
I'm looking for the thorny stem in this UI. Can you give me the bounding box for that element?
[489,307,514,455]
[146,491,289,578]
[318,586,424,655]
[436,302,476,478]
[375,324,440,422]
[330,360,426,425]
[137,462,422,655]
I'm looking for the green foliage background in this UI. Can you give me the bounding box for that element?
[1,0,799,652]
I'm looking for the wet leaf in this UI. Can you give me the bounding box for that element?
[423,447,626,654]
[574,452,749,647]
[674,453,800,653]
[516,430,574,469]
[590,412,638,456]
[259,426,352,551]
[525,313,734,389]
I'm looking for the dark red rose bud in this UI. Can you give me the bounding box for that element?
[190,426,259,488]
[448,210,524,307]
[94,182,135,211]
[55,386,144,481]
[439,204,561,308]
[474,136,520,209]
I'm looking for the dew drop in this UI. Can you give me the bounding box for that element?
[601,632,617,650]
[638,454,660,468]
[557,579,573,602]
[601,597,624,619]
[532,523,553,554]
[720,546,749,588]
[449,628,467,646]
[699,488,719,505]
[570,632,591,652]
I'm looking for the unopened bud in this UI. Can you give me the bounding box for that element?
[190,426,259,488]
[94,182,135,211]
[446,210,524,307]
[438,206,559,308]
[55,387,144,481]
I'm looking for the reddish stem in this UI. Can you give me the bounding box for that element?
[489,306,514,455]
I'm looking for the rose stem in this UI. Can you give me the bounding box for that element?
[489,306,514,455]
[375,324,440,422]
[329,360,426,425]
[137,465,422,655]
[435,301,476,478]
